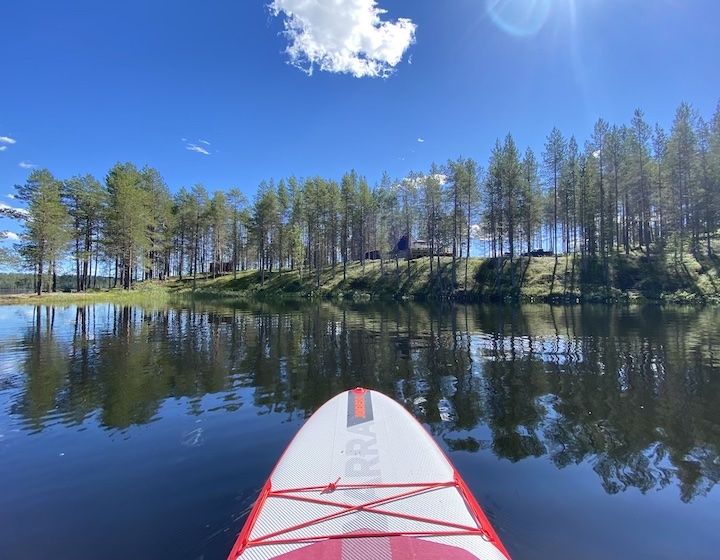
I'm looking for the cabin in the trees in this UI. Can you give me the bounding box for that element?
[209,261,234,274]
[392,236,451,260]
[362,236,452,261]
[520,249,554,257]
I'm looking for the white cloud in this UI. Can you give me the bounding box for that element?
[0,136,16,145]
[183,138,211,155]
[1,230,20,241]
[7,194,15,199]
[269,0,416,78]
[399,172,446,189]
[417,137,424,143]
[0,146,6,152]
[186,143,210,156]
[19,161,36,169]
[0,202,29,216]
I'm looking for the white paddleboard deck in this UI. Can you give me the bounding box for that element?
[228,388,510,560]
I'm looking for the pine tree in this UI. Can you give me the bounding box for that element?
[707,103,720,255]
[543,128,566,254]
[520,148,541,255]
[142,167,173,280]
[592,119,610,266]
[422,164,443,275]
[667,103,698,255]
[276,180,290,273]
[500,136,521,262]
[253,182,277,284]
[340,171,357,280]
[652,125,668,243]
[209,191,229,278]
[64,174,105,290]
[17,170,71,295]
[227,188,248,277]
[400,173,419,283]
[357,177,372,271]
[447,160,465,286]
[105,163,153,289]
[189,185,209,288]
[374,172,395,274]
[463,158,480,289]
[606,127,624,252]
[561,137,579,256]
[631,109,652,252]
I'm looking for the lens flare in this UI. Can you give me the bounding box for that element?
[485,0,553,37]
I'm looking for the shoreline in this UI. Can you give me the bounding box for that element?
[2,252,718,306]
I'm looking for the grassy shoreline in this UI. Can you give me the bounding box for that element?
[3,250,719,306]
[0,283,175,306]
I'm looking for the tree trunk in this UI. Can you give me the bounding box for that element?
[553,165,558,254]
[75,222,81,291]
[36,260,43,295]
[395,249,400,285]
[193,223,199,290]
[93,239,99,288]
[465,195,471,291]
[125,252,132,290]
[452,187,458,288]
[179,229,185,280]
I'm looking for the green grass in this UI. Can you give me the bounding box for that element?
[164,261,435,300]
[471,247,720,304]
[174,258,488,301]
[0,281,174,306]
[167,246,720,304]
[3,239,719,305]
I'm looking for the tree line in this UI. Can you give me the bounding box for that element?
[2,101,718,295]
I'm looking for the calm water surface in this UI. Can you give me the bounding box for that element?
[1,302,719,559]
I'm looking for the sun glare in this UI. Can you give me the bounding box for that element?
[486,0,577,37]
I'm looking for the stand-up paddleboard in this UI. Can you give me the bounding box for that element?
[228,388,511,560]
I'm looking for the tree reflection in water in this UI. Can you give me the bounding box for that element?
[7,301,720,502]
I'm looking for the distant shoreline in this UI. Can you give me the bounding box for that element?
[2,251,718,306]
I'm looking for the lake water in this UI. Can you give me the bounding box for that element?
[1,302,719,559]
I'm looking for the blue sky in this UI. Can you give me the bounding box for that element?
[1,0,719,239]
